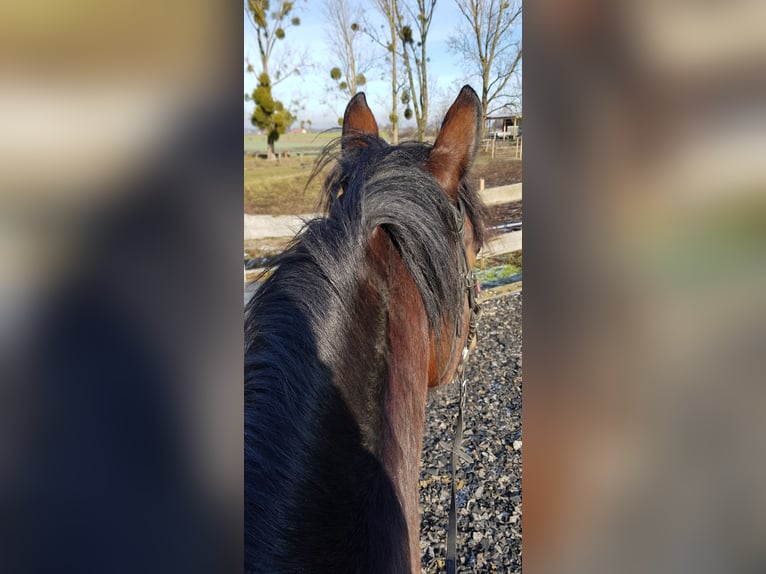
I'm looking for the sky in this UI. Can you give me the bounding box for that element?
[243,0,521,130]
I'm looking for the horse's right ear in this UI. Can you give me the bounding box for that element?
[342,92,379,149]
[426,85,482,201]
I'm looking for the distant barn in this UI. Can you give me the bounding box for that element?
[486,108,522,140]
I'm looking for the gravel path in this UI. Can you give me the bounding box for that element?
[419,290,523,573]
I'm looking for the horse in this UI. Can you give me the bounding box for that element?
[244,85,488,573]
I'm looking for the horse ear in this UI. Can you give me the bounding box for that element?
[426,85,482,201]
[342,92,379,148]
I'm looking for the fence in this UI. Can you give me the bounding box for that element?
[482,135,523,160]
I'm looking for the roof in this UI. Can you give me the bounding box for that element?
[486,106,522,120]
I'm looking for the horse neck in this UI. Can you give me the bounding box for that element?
[248,228,433,573]
[364,229,432,571]
[313,233,431,573]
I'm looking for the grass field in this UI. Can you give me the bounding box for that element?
[244,132,522,215]
[244,132,337,214]
[244,155,327,214]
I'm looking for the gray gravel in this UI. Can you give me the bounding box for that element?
[419,290,522,573]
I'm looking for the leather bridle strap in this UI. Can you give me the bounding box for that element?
[438,199,477,384]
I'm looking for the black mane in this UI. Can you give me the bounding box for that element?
[244,133,485,572]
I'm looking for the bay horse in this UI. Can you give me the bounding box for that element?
[245,86,487,573]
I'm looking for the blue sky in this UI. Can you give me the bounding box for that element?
[244,1,521,130]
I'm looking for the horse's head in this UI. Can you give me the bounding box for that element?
[341,86,485,390]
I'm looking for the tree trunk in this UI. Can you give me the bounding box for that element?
[417,39,428,141]
[481,73,490,139]
[400,39,419,140]
[390,0,399,144]
[396,0,435,142]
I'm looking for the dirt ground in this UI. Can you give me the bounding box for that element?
[470,157,522,189]
[487,201,523,228]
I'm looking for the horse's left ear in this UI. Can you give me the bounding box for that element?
[426,85,482,202]
[342,92,379,149]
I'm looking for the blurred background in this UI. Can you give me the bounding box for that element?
[525,0,766,573]
[0,1,243,572]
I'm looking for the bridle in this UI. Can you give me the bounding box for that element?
[439,198,480,385]
[444,197,481,574]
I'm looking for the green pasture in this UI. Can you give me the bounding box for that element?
[244,131,339,155]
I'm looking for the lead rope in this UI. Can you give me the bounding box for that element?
[446,272,480,574]
[446,349,469,574]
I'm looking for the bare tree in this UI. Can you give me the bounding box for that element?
[449,0,522,134]
[396,0,438,141]
[322,0,378,125]
[323,0,374,99]
[372,0,401,144]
